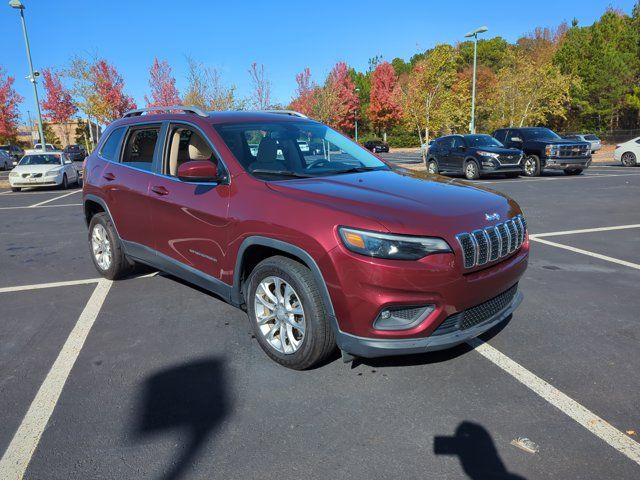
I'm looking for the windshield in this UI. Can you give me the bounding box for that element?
[465,135,503,147]
[18,154,62,166]
[584,134,599,141]
[521,128,561,141]
[214,121,389,179]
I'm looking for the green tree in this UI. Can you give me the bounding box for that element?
[457,36,510,72]
[42,123,61,148]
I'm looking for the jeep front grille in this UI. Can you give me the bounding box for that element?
[456,215,527,269]
[431,284,518,336]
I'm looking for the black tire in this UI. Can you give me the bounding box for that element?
[88,212,135,280]
[11,187,21,192]
[523,155,541,177]
[246,256,336,370]
[60,174,68,190]
[464,160,480,180]
[564,168,583,176]
[505,172,520,178]
[621,152,636,167]
[427,160,439,175]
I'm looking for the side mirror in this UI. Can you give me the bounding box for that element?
[510,137,523,143]
[177,160,222,183]
[457,145,466,151]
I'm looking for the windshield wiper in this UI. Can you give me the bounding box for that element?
[328,166,389,175]
[250,169,313,178]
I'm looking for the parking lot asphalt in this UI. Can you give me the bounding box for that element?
[1,166,639,479]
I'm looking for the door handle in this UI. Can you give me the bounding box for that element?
[102,172,116,181]
[151,185,169,196]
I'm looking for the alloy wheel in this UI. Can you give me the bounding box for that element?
[428,161,438,174]
[465,162,478,179]
[91,224,112,271]
[622,152,636,167]
[254,276,306,354]
[524,157,536,176]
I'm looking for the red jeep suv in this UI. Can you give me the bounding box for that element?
[83,107,529,369]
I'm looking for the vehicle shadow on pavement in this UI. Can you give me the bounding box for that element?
[133,357,229,480]
[355,315,514,369]
[434,421,526,480]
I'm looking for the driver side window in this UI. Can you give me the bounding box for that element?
[164,125,219,177]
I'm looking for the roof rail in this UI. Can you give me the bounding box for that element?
[122,105,208,118]
[262,110,308,118]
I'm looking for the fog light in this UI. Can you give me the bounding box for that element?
[373,305,435,331]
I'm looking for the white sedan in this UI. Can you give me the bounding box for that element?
[614,137,640,167]
[8,151,80,192]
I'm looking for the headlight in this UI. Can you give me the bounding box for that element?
[545,145,558,156]
[9,171,19,177]
[338,227,451,260]
[477,151,499,159]
[45,169,61,176]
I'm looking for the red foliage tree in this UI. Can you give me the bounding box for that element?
[289,67,317,116]
[41,69,77,144]
[91,59,136,123]
[326,62,358,133]
[368,62,402,137]
[144,58,181,109]
[0,67,24,142]
[248,62,271,110]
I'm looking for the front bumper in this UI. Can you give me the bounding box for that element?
[337,290,522,358]
[543,156,591,170]
[9,174,63,187]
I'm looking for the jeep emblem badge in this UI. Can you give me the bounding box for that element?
[485,213,500,221]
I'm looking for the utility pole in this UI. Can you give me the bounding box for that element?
[464,26,488,134]
[10,0,46,150]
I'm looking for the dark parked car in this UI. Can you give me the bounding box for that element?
[493,127,591,176]
[363,140,389,153]
[0,143,25,162]
[83,106,528,369]
[63,144,88,161]
[426,134,524,180]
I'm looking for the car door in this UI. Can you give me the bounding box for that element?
[148,122,231,283]
[61,154,77,182]
[437,137,453,171]
[449,136,467,173]
[504,129,522,149]
[99,123,161,256]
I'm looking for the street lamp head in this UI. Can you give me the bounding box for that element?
[9,0,25,9]
[465,26,489,37]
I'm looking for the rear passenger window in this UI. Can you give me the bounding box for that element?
[99,127,125,160]
[121,126,160,171]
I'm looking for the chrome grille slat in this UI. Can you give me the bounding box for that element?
[456,215,527,269]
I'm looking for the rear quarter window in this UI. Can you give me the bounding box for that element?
[99,127,126,161]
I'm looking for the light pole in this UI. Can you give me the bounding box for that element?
[10,0,46,151]
[464,26,488,134]
[354,87,360,142]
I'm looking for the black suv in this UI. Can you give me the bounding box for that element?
[63,144,88,161]
[493,127,591,176]
[426,134,524,180]
[363,140,389,153]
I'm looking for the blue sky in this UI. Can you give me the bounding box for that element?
[2,0,637,122]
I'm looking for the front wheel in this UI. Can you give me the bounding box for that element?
[523,155,541,177]
[427,160,439,175]
[464,160,480,180]
[621,152,637,167]
[564,168,583,176]
[246,256,336,370]
[59,174,68,190]
[11,187,21,192]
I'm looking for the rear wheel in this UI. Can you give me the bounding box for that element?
[246,256,336,370]
[464,160,480,180]
[59,174,68,190]
[11,187,21,192]
[427,160,439,175]
[88,213,135,280]
[564,168,583,176]
[621,152,637,167]
[523,155,541,177]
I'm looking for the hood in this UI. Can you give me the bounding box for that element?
[13,164,62,174]
[472,146,522,155]
[528,138,590,146]
[267,169,521,238]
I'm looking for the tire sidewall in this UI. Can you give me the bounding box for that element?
[246,259,326,369]
[622,152,636,167]
[464,160,479,180]
[523,155,540,177]
[88,213,129,280]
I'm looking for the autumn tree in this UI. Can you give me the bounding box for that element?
[325,62,358,133]
[248,62,271,110]
[41,69,77,146]
[289,67,317,116]
[368,62,402,140]
[183,57,238,111]
[145,58,181,109]
[91,59,136,123]
[0,67,24,143]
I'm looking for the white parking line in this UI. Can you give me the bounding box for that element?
[0,279,112,480]
[0,203,82,211]
[530,224,640,238]
[468,338,640,465]
[0,278,101,294]
[28,190,81,208]
[479,173,640,184]
[530,237,640,270]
